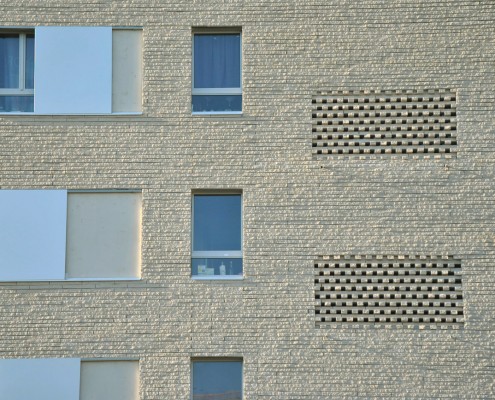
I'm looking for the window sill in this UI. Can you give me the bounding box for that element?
[192,275,243,281]
[192,111,243,117]
[64,277,141,281]
[0,277,141,282]
[0,112,143,116]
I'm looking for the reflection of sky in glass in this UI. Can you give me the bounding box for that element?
[193,195,241,251]
[193,361,242,399]
[0,34,19,88]
[194,34,240,89]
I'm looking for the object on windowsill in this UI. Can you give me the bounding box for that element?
[219,262,226,275]
[205,267,215,275]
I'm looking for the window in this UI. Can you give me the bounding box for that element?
[0,27,142,114]
[0,190,141,281]
[192,359,242,400]
[192,193,242,279]
[0,31,34,112]
[0,359,139,400]
[192,30,242,113]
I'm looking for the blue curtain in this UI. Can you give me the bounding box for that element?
[193,195,242,251]
[194,34,240,88]
[192,361,242,399]
[0,34,20,88]
[25,34,34,89]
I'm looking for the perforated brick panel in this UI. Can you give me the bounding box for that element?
[315,255,464,327]
[312,89,457,159]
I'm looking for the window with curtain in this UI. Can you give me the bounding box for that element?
[0,27,142,114]
[192,360,242,400]
[192,32,242,113]
[0,32,34,112]
[192,194,243,279]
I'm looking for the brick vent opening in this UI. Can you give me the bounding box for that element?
[312,89,457,159]
[315,255,464,327]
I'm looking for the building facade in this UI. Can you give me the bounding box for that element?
[0,0,494,398]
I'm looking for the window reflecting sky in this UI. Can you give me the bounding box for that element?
[193,195,241,252]
[192,361,242,399]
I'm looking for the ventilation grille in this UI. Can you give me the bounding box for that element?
[315,255,464,327]
[312,89,457,159]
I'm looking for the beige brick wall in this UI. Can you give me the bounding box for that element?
[0,0,494,398]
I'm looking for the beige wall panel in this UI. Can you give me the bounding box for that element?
[112,29,143,112]
[80,361,139,400]
[66,192,141,279]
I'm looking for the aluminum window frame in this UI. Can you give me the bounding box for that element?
[191,29,242,114]
[0,30,34,98]
[191,192,243,280]
[190,358,243,400]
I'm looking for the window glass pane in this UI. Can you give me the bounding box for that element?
[25,34,34,89]
[193,195,241,252]
[0,34,19,88]
[192,258,242,277]
[192,361,242,400]
[194,34,240,89]
[192,95,242,113]
[0,95,34,112]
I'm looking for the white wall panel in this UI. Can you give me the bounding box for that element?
[0,358,80,400]
[35,27,112,114]
[0,190,66,281]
